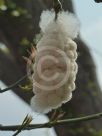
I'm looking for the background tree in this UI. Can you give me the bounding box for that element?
[0,0,102,136]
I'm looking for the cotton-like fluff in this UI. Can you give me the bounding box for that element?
[30,10,80,113]
[39,10,79,39]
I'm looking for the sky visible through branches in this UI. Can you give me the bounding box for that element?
[74,0,102,89]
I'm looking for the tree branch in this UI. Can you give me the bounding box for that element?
[0,112,102,131]
[53,0,62,20]
[94,0,102,2]
[0,75,27,93]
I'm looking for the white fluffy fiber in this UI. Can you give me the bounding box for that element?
[40,10,80,39]
[30,10,79,113]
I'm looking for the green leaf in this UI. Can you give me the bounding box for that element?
[11,10,20,17]
[0,0,7,11]
[20,38,30,46]
[0,0,4,6]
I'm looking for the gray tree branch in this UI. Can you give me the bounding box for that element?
[0,112,102,131]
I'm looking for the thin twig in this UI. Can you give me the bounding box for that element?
[0,75,27,93]
[0,112,102,131]
[12,115,32,136]
[53,0,62,20]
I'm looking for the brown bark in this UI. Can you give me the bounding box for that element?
[0,0,102,136]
